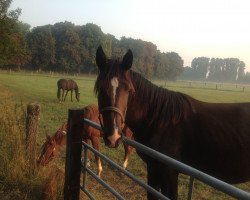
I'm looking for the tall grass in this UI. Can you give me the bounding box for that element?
[0,101,28,176]
[0,101,32,197]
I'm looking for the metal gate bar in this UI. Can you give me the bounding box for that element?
[123,137,250,200]
[81,141,170,200]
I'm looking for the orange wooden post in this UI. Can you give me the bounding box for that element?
[26,103,40,174]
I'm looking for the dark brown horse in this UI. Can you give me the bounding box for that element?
[57,79,80,102]
[37,104,134,177]
[94,46,250,199]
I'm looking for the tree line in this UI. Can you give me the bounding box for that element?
[1,0,250,82]
[0,0,183,80]
[180,57,249,82]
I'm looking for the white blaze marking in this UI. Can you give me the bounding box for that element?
[111,77,119,104]
[111,77,119,127]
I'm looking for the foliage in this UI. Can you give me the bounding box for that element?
[51,22,82,72]
[0,0,185,80]
[26,25,55,71]
[0,0,30,68]
[1,0,249,82]
[155,51,184,80]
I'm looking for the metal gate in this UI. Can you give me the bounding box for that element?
[64,109,250,200]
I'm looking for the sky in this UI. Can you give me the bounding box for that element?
[11,0,250,71]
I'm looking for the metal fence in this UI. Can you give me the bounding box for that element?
[64,109,250,200]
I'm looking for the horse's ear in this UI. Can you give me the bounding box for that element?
[62,122,68,130]
[121,49,133,70]
[96,45,107,71]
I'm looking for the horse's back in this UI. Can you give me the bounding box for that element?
[57,79,67,88]
[57,79,78,90]
[181,100,250,183]
[68,79,78,87]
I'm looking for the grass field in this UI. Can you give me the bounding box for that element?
[0,71,250,200]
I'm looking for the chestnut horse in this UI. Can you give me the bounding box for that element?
[37,104,133,177]
[57,79,80,102]
[94,46,250,199]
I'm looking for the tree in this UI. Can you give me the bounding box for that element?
[52,22,82,72]
[237,61,245,81]
[78,23,105,65]
[26,25,55,71]
[165,52,183,80]
[0,0,30,68]
[191,57,210,80]
[155,51,183,80]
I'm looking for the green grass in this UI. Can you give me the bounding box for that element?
[0,71,250,200]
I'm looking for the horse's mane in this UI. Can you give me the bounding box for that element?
[48,122,67,146]
[129,71,193,127]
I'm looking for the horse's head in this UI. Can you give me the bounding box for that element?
[95,45,134,148]
[37,135,57,166]
[37,124,67,166]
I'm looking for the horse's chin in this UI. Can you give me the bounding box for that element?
[104,137,121,148]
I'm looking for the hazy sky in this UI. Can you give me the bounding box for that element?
[11,0,250,71]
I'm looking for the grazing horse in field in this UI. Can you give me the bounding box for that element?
[37,104,134,177]
[57,79,80,102]
[94,46,250,199]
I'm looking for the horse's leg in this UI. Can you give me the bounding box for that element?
[62,89,65,102]
[64,90,69,101]
[122,126,133,169]
[70,90,73,102]
[58,88,62,102]
[122,141,133,169]
[83,139,92,166]
[91,136,102,177]
[147,162,161,200]
[160,168,179,200]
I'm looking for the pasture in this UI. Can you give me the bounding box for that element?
[0,71,250,200]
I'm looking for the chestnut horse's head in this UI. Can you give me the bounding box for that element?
[37,135,57,166]
[95,46,134,148]
[37,123,67,165]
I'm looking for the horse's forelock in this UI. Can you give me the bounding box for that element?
[95,59,124,95]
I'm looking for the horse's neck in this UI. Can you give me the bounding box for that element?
[128,72,157,115]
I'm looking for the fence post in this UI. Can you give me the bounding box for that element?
[26,103,40,174]
[64,109,84,200]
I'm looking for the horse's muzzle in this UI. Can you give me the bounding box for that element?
[105,129,121,148]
